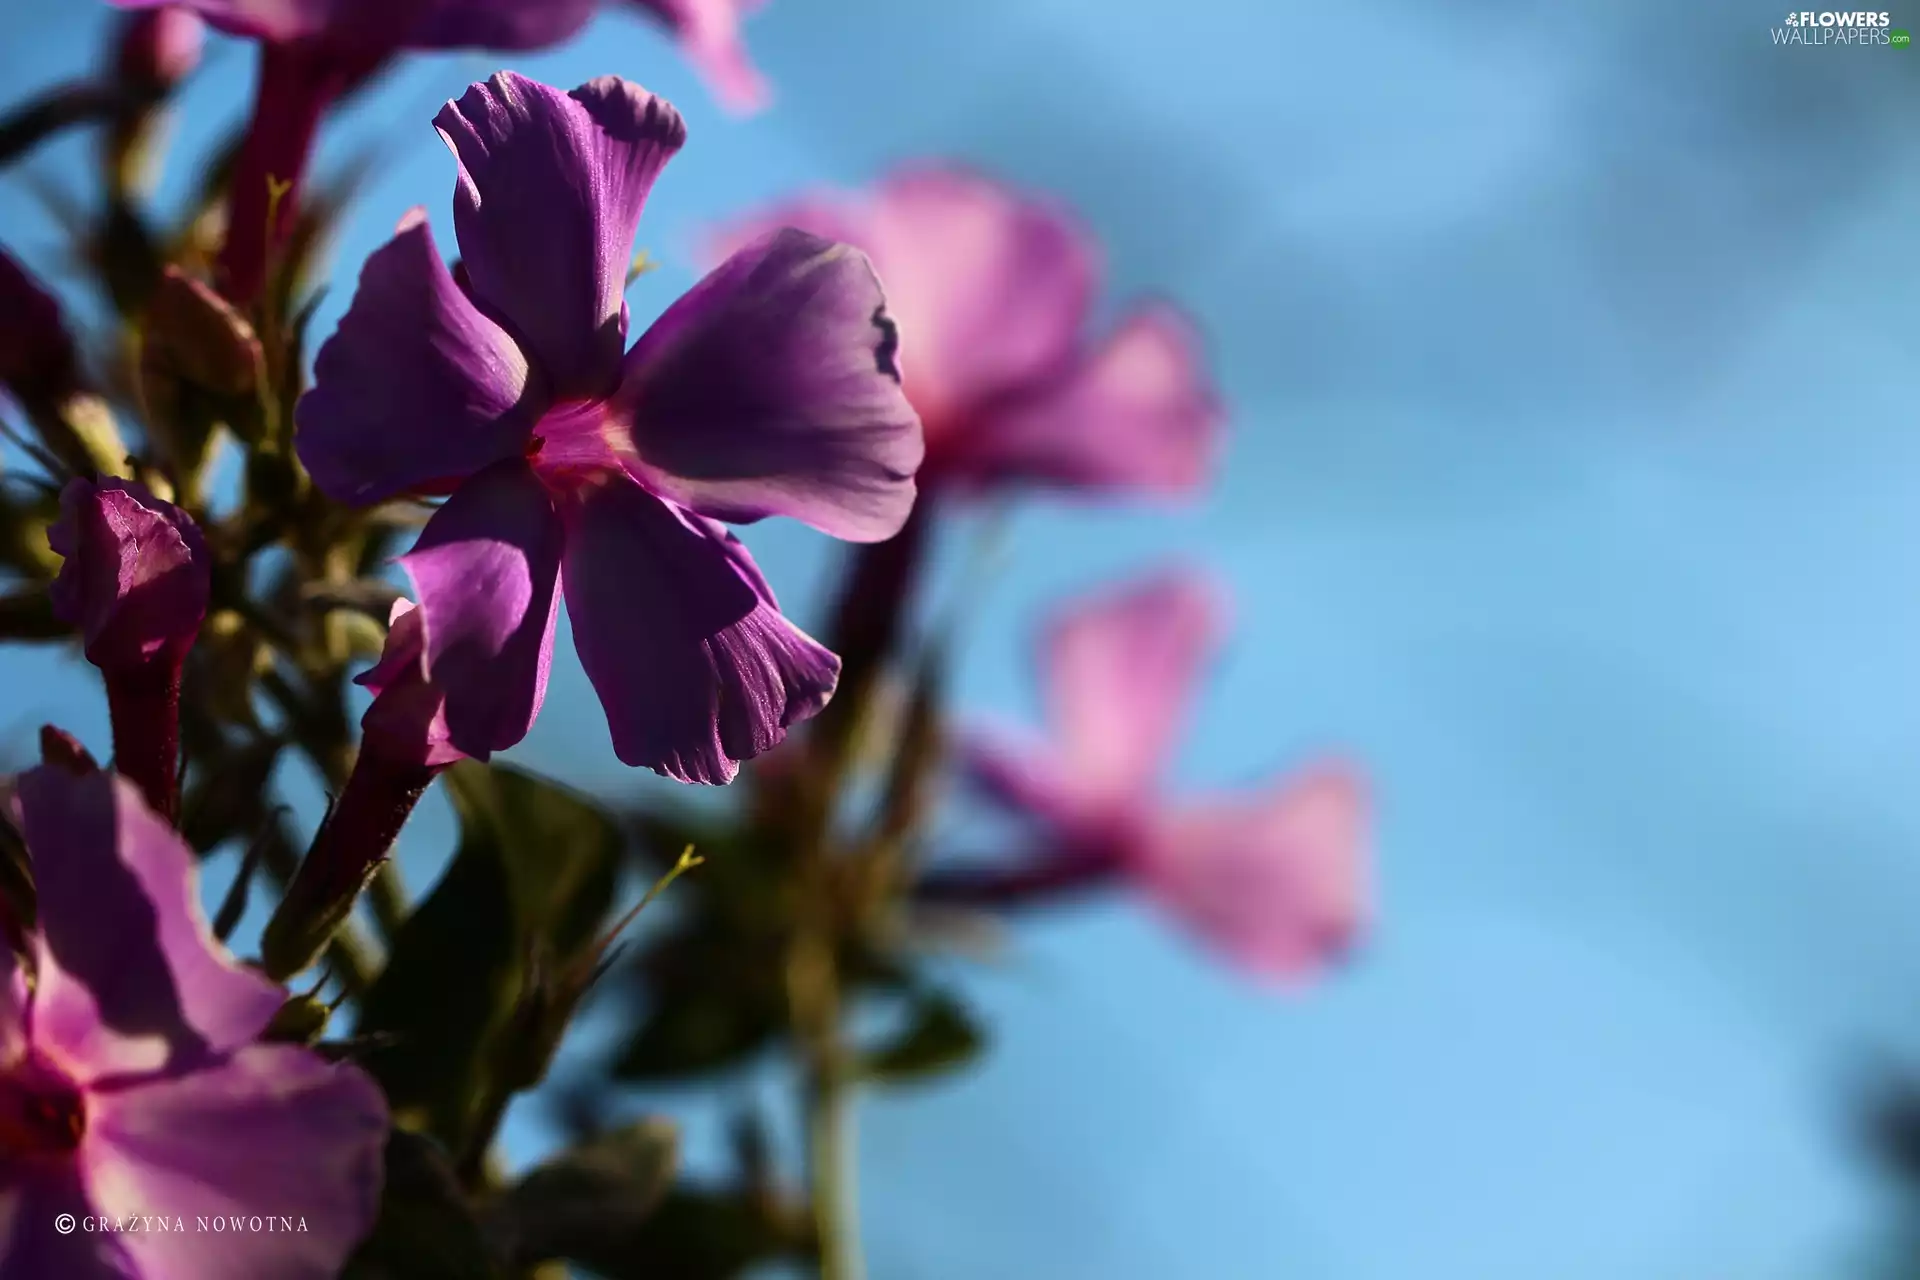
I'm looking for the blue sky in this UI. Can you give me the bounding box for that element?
[7,1,1920,1276]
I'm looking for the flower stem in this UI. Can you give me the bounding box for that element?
[916,852,1127,909]
[808,1059,861,1280]
[219,43,342,306]
[106,658,182,823]
[813,500,932,763]
[256,664,411,944]
[790,928,862,1280]
[259,746,435,981]
[781,501,934,1280]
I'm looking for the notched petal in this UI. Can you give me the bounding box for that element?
[617,228,923,543]
[561,476,840,784]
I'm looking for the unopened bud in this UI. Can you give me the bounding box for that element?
[264,994,331,1045]
[146,267,263,396]
[112,7,204,100]
[37,726,99,775]
[142,267,267,487]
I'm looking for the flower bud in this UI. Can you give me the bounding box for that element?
[48,476,208,674]
[37,725,99,776]
[145,267,264,397]
[111,6,204,100]
[141,268,267,490]
[47,476,209,820]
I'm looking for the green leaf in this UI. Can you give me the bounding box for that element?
[859,987,985,1084]
[484,1119,678,1270]
[355,763,622,1155]
[340,1130,501,1280]
[612,930,788,1082]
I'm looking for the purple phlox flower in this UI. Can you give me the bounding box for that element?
[0,760,387,1279]
[709,165,1222,500]
[109,0,769,304]
[959,570,1370,982]
[296,72,922,784]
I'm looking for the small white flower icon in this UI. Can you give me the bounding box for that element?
[1785,10,1800,22]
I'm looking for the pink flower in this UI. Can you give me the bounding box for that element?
[710,166,1222,500]
[0,760,387,1278]
[945,571,1370,982]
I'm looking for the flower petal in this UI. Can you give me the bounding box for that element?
[560,477,838,783]
[617,228,922,542]
[960,727,1100,830]
[406,0,598,50]
[1139,764,1370,981]
[15,768,284,1080]
[435,72,686,397]
[82,1045,387,1280]
[1041,569,1225,803]
[861,167,1095,424]
[113,0,336,43]
[626,0,769,111]
[950,305,1221,496]
[0,1164,124,1279]
[398,460,564,760]
[297,209,537,506]
[354,599,463,769]
[703,194,870,270]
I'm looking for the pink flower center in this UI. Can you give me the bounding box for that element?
[0,1058,86,1158]
[525,399,636,502]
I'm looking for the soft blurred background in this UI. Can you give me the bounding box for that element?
[8,1,1920,1276]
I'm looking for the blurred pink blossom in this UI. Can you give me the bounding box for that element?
[955,571,1370,982]
[710,166,1222,501]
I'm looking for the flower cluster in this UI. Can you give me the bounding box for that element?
[0,3,1370,1276]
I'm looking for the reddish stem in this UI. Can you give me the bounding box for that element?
[260,746,436,980]
[812,498,933,749]
[218,42,346,307]
[105,658,182,823]
[915,853,1126,910]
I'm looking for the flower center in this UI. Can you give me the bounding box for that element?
[0,1059,86,1157]
[524,400,635,501]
